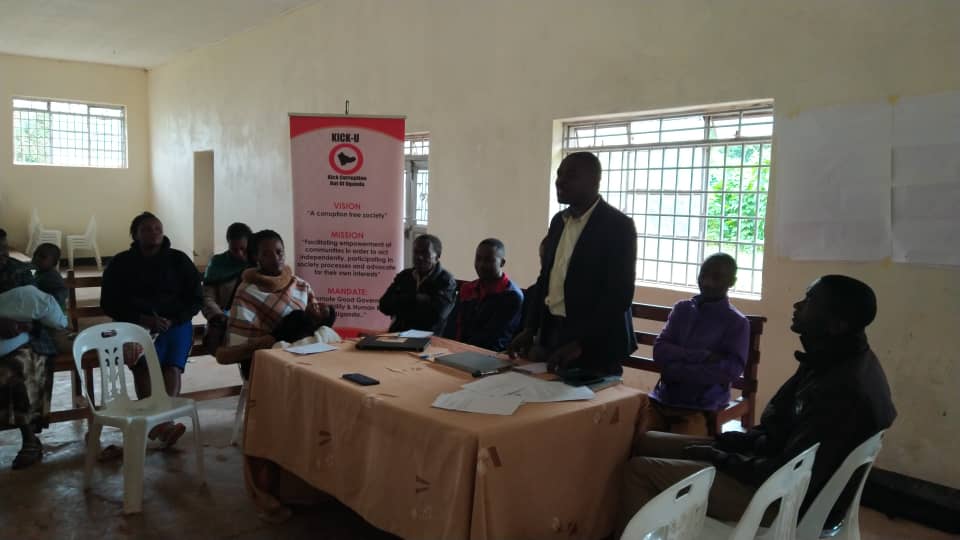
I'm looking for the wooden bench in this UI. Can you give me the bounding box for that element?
[625,302,766,433]
[48,270,242,425]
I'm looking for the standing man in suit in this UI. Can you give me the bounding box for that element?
[508,152,637,376]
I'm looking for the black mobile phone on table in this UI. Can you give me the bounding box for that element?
[342,373,380,386]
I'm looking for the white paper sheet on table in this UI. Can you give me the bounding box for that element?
[432,389,522,415]
[515,381,595,403]
[774,103,892,261]
[462,371,532,397]
[285,342,338,355]
[462,372,596,403]
[398,329,434,338]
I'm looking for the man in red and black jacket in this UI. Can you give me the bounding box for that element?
[443,238,523,351]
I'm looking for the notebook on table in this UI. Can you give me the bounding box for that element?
[355,334,432,352]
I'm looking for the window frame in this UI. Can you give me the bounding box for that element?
[560,102,774,299]
[12,96,128,169]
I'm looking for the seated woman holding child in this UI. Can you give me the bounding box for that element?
[0,230,63,469]
[216,230,336,379]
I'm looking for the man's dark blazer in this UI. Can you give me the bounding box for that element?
[527,199,638,375]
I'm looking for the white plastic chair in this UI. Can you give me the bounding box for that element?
[794,432,885,540]
[229,380,249,447]
[701,443,820,540]
[621,466,716,540]
[73,322,205,514]
[66,215,102,270]
[26,208,62,256]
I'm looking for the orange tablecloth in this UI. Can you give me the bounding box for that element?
[242,338,647,540]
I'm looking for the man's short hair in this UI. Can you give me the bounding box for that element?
[0,229,7,240]
[226,222,253,242]
[477,238,505,257]
[415,234,443,257]
[703,252,738,276]
[818,275,877,332]
[564,151,602,181]
[34,242,61,261]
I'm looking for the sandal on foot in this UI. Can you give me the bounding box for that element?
[97,444,123,462]
[148,423,169,441]
[159,423,186,449]
[12,441,43,470]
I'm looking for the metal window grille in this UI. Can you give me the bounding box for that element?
[12,97,127,168]
[404,134,430,226]
[403,134,430,157]
[562,103,773,297]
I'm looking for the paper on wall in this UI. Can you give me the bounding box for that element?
[890,92,960,265]
[774,103,892,261]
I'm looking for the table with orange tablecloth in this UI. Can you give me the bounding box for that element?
[242,338,648,540]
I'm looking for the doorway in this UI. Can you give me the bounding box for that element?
[193,151,215,266]
[403,158,428,267]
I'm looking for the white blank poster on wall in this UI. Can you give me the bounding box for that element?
[775,103,892,261]
[891,92,960,266]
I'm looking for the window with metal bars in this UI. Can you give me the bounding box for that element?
[12,97,127,168]
[403,134,430,226]
[562,102,773,297]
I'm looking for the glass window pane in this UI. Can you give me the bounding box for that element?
[562,104,772,296]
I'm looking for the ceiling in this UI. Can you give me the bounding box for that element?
[0,0,318,69]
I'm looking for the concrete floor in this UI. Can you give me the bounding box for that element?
[0,260,954,539]
[2,360,955,540]
[0,357,398,540]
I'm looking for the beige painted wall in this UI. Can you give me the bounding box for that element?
[148,0,960,487]
[193,150,215,264]
[0,53,150,257]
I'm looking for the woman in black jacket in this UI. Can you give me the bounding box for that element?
[101,212,202,447]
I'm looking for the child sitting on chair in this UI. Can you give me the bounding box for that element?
[31,243,67,312]
[31,243,70,353]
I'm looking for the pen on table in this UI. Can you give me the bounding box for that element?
[472,366,510,378]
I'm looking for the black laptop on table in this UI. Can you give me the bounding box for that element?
[355,334,432,352]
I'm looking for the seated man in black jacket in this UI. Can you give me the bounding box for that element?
[619,275,896,531]
[378,234,457,334]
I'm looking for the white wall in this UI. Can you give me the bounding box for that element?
[148,0,960,487]
[0,53,150,257]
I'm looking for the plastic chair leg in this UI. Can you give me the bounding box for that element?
[121,419,148,514]
[834,514,860,540]
[68,244,75,270]
[230,382,248,447]
[93,242,102,270]
[190,408,206,485]
[84,422,103,489]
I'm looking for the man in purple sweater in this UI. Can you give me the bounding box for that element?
[642,253,749,436]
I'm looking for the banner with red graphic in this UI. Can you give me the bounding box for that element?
[289,114,405,330]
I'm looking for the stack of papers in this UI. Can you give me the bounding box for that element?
[430,372,596,416]
[432,391,522,416]
[463,371,596,403]
[398,329,434,338]
[286,342,338,355]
